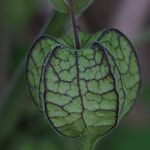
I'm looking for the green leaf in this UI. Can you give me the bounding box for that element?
[59,31,100,48]
[44,46,118,138]
[48,0,94,14]
[96,29,141,120]
[26,36,61,111]
[26,32,118,149]
[26,29,141,150]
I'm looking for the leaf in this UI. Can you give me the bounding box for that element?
[95,29,141,120]
[43,45,118,145]
[26,33,119,148]
[26,29,141,149]
[26,36,61,111]
[48,0,94,14]
[59,31,100,48]
[26,31,99,112]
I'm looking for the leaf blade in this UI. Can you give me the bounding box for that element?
[26,36,61,111]
[43,46,118,142]
[97,28,141,120]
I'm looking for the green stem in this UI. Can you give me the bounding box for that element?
[69,0,81,49]
[77,138,94,150]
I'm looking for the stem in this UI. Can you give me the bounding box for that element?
[69,0,81,49]
[78,139,93,150]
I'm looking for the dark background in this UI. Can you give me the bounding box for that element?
[0,0,150,149]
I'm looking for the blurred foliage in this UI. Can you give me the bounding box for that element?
[1,0,39,30]
[48,0,94,14]
[0,0,150,150]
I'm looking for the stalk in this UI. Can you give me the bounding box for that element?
[69,0,81,49]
